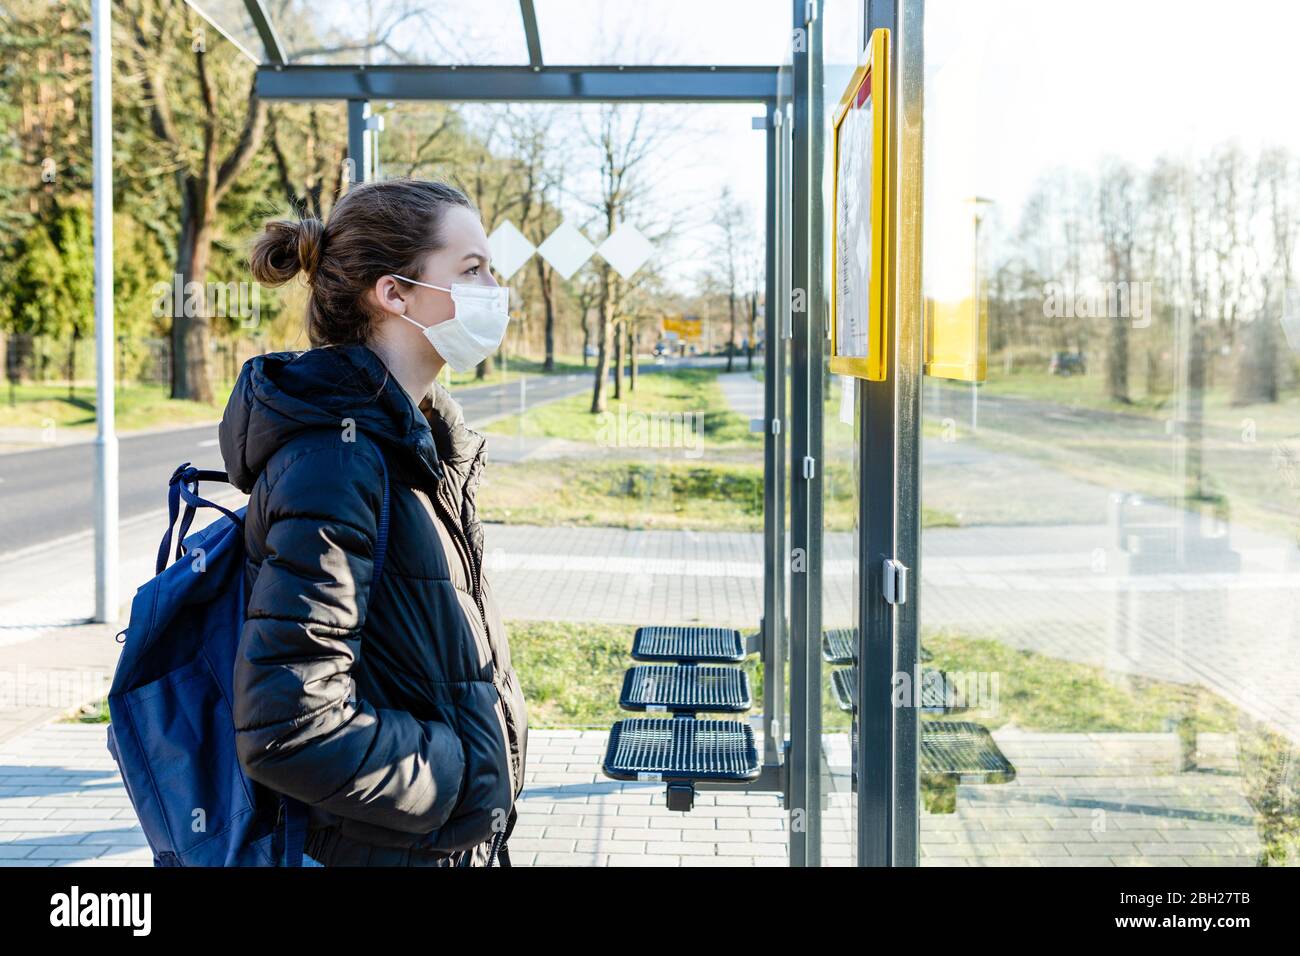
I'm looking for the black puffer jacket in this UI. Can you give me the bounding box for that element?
[218,343,528,866]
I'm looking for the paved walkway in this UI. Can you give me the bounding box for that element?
[0,722,1279,866]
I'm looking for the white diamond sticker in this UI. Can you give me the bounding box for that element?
[597,224,655,279]
[537,221,596,280]
[487,221,536,280]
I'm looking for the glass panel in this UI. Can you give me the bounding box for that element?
[535,0,791,65]
[919,0,1300,867]
[185,0,268,62]
[819,0,861,868]
[774,24,795,869]
[260,0,528,65]
[373,104,774,865]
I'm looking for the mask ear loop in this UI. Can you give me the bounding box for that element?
[389,274,451,331]
[391,273,452,294]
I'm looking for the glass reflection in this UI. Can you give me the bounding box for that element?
[919,0,1300,866]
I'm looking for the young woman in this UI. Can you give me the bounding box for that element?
[219,178,528,866]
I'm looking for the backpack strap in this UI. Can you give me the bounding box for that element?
[278,444,390,868]
[156,464,242,574]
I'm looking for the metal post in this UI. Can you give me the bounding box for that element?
[762,101,786,769]
[891,0,925,868]
[858,0,924,867]
[858,0,896,868]
[788,0,824,867]
[366,112,385,181]
[347,99,369,185]
[806,0,827,868]
[91,0,118,624]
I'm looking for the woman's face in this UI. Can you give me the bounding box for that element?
[374,204,499,330]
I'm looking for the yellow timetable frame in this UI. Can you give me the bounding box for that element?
[829,27,891,381]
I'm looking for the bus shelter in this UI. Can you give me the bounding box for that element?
[91,0,936,866]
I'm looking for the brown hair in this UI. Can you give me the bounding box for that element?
[249,178,474,346]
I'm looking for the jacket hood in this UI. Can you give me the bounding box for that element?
[219,344,483,495]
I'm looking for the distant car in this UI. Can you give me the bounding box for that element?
[584,345,598,358]
[1048,350,1087,376]
[652,342,667,357]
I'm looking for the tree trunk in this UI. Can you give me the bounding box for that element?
[1230,309,1279,405]
[170,202,216,403]
[1185,324,1208,499]
[65,329,77,400]
[747,291,757,371]
[537,258,556,373]
[590,271,614,413]
[629,328,638,391]
[476,355,494,381]
[612,318,624,401]
[1106,312,1130,403]
[726,289,738,372]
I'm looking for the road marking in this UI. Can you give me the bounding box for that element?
[196,438,220,447]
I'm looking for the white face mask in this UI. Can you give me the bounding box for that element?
[391,274,511,372]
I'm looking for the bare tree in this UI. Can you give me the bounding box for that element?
[713,186,747,373]
[1233,146,1297,405]
[582,104,667,413]
[266,104,347,220]
[502,107,567,372]
[1097,158,1138,403]
[119,0,267,401]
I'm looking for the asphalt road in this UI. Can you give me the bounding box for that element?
[0,366,597,556]
[0,356,724,556]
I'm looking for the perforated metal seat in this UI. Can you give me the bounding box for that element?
[831,667,856,712]
[822,629,933,666]
[620,665,751,713]
[602,718,761,782]
[830,666,968,714]
[822,628,856,665]
[631,625,746,663]
[920,721,1016,783]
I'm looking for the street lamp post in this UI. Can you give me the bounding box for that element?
[91,0,119,623]
[966,196,994,434]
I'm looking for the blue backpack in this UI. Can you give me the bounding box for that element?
[106,455,390,866]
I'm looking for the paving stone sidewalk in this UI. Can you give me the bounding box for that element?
[0,721,1283,867]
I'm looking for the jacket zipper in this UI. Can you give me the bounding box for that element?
[431,493,490,639]
[430,489,518,810]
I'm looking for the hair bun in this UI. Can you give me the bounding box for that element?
[249,216,326,287]
[295,217,325,279]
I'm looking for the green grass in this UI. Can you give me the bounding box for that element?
[67,621,1244,737]
[951,366,1300,436]
[479,367,962,532]
[924,367,1300,536]
[480,458,765,531]
[922,629,1239,734]
[0,380,235,433]
[485,366,763,449]
[480,456,960,533]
